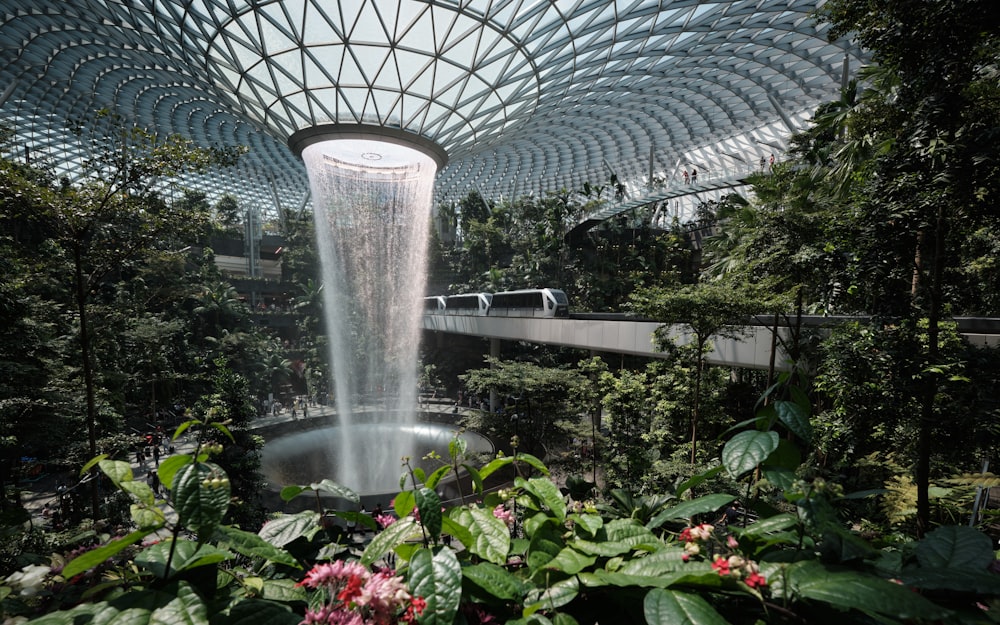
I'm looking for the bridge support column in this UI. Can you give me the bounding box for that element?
[489,338,500,413]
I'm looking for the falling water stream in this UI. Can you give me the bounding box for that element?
[299,139,437,495]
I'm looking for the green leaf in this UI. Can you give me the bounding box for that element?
[647,494,735,528]
[210,421,235,443]
[62,529,152,578]
[361,516,420,566]
[915,525,994,570]
[130,503,166,530]
[737,512,798,538]
[79,454,109,476]
[308,479,360,504]
[527,525,564,570]
[424,465,452,491]
[461,463,485,495]
[764,438,801,470]
[449,436,468,460]
[394,490,416,518]
[173,420,197,440]
[409,547,462,625]
[574,520,658,557]
[258,511,322,547]
[537,547,596,575]
[452,506,511,565]
[151,580,209,625]
[135,540,232,578]
[173,462,230,537]
[788,561,952,620]
[774,399,812,443]
[213,525,301,568]
[212,598,302,625]
[525,576,578,613]
[901,568,1000,594]
[570,513,603,537]
[441,515,473,547]
[643,588,730,625]
[416,487,443,540]
[523,477,567,521]
[462,562,527,601]
[121,479,155,505]
[158,454,193,490]
[722,431,779,478]
[515,453,549,475]
[259,578,309,602]
[98,459,134,487]
[675,465,723,499]
[479,456,515,480]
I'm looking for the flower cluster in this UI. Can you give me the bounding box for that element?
[676,523,767,590]
[492,504,514,528]
[297,560,426,625]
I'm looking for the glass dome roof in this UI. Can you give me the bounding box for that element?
[0,0,866,222]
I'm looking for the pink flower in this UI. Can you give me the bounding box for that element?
[376,514,396,529]
[711,556,731,576]
[726,534,739,549]
[745,572,767,588]
[301,606,364,625]
[492,504,514,527]
[298,561,371,589]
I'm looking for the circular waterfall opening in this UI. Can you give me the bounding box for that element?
[261,422,494,501]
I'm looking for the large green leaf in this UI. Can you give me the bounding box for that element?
[62,529,152,578]
[452,506,511,565]
[409,547,462,625]
[573,518,659,557]
[774,399,812,443]
[523,477,567,521]
[537,547,596,576]
[643,588,729,625]
[647,494,735,528]
[722,431,779,478]
[98,459,134,488]
[901,568,1000,594]
[158,454,193,490]
[135,540,232,578]
[479,456,515,480]
[914,525,994,570]
[211,598,302,625]
[416,487,443,540]
[788,561,952,620]
[462,562,528,601]
[130,502,167,530]
[150,580,209,625]
[527,525,565,571]
[213,525,301,568]
[173,462,230,537]
[121,479,156,506]
[361,516,420,566]
[279,479,359,503]
[258,511,322,547]
[525,576,578,613]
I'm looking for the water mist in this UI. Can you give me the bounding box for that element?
[299,138,438,495]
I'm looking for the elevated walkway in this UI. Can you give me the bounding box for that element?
[569,170,751,238]
[423,314,1000,371]
[424,314,791,370]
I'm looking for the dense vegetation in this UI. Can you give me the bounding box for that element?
[2,0,1000,623]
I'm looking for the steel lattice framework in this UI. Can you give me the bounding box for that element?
[0,0,866,223]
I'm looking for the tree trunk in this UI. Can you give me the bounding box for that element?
[74,245,101,520]
[690,338,704,466]
[916,207,945,538]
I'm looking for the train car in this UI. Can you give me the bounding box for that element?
[488,288,569,318]
[445,292,492,316]
[423,296,446,313]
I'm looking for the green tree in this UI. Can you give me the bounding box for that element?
[3,110,242,517]
[629,282,768,464]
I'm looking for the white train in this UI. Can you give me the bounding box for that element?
[425,288,569,318]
